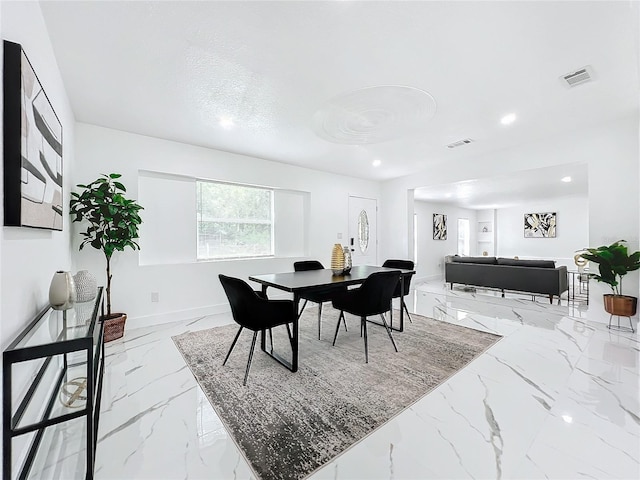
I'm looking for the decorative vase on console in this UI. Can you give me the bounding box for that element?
[74,270,97,303]
[49,271,76,311]
[331,243,345,275]
[342,246,352,274]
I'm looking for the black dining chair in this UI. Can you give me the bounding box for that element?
[382,259,415,324]
[219,274,295,385]
[293,260,347,339]
[331,270,401,363]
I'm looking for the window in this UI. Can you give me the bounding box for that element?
[197,180,274,260]
[457,218,470,256]
[139,171,308,265]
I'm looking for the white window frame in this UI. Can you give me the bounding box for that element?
[196,179,275,261]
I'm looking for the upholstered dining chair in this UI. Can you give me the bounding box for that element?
[382,259,415,324]
[219,274,295,385]
[293,260,347,339]
[331,270,401,363]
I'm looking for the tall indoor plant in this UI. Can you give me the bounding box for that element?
[580,240,640,321]
[70,173,143,339]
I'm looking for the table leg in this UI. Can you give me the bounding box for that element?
[398,276,405,332]
[260,286,268,353]
[259,289,299,373]
[292,293,299,372]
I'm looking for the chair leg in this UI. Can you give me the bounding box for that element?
[268,328,274,352]
[333,311,345,346]
[243,331,259,386]
[285,323,292,342]
[402,299,413,323]
[223,326,243,366]
[362,316,369,363]
[342,313,348,332]
[299,299,308,316]
[318,302,323,339]
[379,313,399,353]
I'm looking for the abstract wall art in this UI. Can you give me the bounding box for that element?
[3,40,63,230]
[433,213,447,240]
[524,212,556,238]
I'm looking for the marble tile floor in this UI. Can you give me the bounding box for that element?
[37,281,639,479]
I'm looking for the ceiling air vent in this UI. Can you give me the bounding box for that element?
[446,138,473,149]
[561,65,594,88]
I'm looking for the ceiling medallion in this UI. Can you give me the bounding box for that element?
[312,85,436,145]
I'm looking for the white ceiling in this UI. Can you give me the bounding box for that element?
[414,163,588,209]
[40,1,638,188]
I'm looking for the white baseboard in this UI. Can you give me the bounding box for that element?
[127,291,292,329]
[415,274,443,284]
[128,304,230,329]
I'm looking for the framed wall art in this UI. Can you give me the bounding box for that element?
[3,40,63,230]
[524,212,556,238]
[433,213,447,240]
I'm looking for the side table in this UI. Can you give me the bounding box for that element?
[567,270,589,305]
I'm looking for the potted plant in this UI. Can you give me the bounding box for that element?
[580,240,640,320]
[70,173,143,341]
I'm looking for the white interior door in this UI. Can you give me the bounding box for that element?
[348,196,377,265]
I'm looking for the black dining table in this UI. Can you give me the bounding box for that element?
[249,264,415,372]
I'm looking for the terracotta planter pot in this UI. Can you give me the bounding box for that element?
[603,295,637,317]
[101,313,127,342]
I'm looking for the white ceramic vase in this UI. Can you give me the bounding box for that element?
[73,270,97,303]
[49,271,77,311]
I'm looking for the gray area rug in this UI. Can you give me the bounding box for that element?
[172,307,501,480]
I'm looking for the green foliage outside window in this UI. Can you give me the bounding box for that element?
[197,181,273,259]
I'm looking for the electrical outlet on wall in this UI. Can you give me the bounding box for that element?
[151,292,159,303]
[337,233,343,239]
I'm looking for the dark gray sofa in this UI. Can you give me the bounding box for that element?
[445,256,568,304]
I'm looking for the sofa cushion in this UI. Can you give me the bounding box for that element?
[451,256,497,264]
[497,258,556,268]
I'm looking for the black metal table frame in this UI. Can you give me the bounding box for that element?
[3,289,105,480]
[567,270,589,305]
[249,265,414,373]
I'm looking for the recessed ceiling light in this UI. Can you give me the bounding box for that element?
[500,113,517,125]
[219,116,235,129]
[562,415,573,424]
[561,176,572,183]
[372,159,382,167]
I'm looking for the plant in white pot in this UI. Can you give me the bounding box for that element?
[70,173,143,341]
[580,239,640,331]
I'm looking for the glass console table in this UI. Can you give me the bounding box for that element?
[3,288,104,480]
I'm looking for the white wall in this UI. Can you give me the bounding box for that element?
[274,189,309,257]
[496,194,589,268]
[0,0,76,465]
[1,1,76,348]
[380,115,639,323]
[138,171,196,265]
[72,123,380,326]
[413,201,477,281]
[476,209,496,256]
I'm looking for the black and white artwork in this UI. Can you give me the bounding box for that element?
[3,40,63,230]
[433,213,447,240]
[524,212,556,238]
